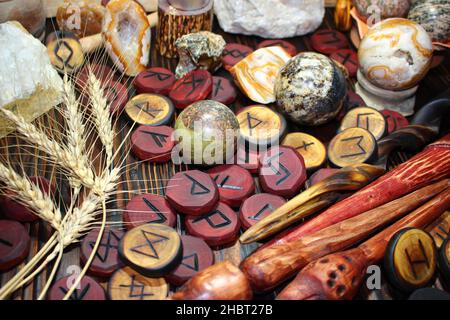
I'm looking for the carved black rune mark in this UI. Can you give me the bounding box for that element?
[59,283,91,300]
[433,225,449,241]
[0,237,13,247]
[405,239,430,279]
[142,197,167,224]
[181,253,199,271]
[142,130,169,148]
[243,112,263,136]
[119,275,154,300]
[340,136,367,158]
[54,40,74,69]
[386,115,398,131]
[184,174,210,195]
[318,31,342,44]
[249,203,274,221]
[213,175,243,191]
[266,152,291,186]
[224,49,248,58]
[192,210,231,229]
[105,86,118,104]
[337,52,357,66]
[296,141,314,151]
[135,101,163,119]
[213,78,224,97]
[143,70,172,81]
[176,74,205,98]
[89,230,120,263]
[356,113,374,131]
[130,230,169,259]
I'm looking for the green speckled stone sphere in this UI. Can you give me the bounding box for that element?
[275,52,347,126]
[174,100,239,165]
[408,0,450,43]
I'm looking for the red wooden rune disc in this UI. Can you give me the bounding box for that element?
[131,125,175,163]
[47,275,106,300]
[347,90,365,110]
[330,49,358,77]
[75,63,116,89]
[0,220,30,271]
[134,67,176,96]
[235,143,263,174]
[239,193,286,230]
[210,76,237,105]
[257,39,297,57]
[310,29,349,54]
[103,79,129,115]
[381,109,409,134]
[169,70,213,109]
[222,43,253,71]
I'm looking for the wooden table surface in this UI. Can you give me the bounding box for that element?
[1,9,449,300]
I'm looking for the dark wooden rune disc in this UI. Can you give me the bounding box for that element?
[427,211,450,249]
[346,90,365,110]
[134,67,176,95]
[169,70,213,109]
[165,235,214,286]
[80,228,124,277]
[339,106,387,141]
[125,94,175,126]
[185,202,241,247]
[0,220,31,271]
[108,267,168,300]
[207,165,255,208]
[310,29,349,54]
[381,109,409,134]
[131,125,175,162]
[236,105,287,146]
[103,79,129,115]
[281,132,327,171]
[47,275,106,300]
[330,49,358,77]
[235,143,262,174]
[257,39,297,57]
[123,193,177,230]
[328,127,377,168]
[438,236,450,285]
[119,223,182,277]
[75,63,116,89]
[165,170,219,216]
[385,228,437,293]
[210,76,237,105]
[239,193,287,230]
[222,43,253,71]
[46,31,84,74]
[259,146,307,198]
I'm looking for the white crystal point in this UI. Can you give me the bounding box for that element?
[214,0,325,39]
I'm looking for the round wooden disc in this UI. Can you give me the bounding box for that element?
[259,146,307,198]
[381,109,409,134]
[385,228,437,292]
[165,235,214,286]
[75,63,116,89]
[119,224,182,277]
[346,90,365,110]
[47,275,106,300]
[328,127,377,168]
[134,67,176,95]
[222,43,253,71]
[207,165,255,208]
[169,70,213,109]
[0,220,30,271]
[108,267,168,300]
[125,94,175,126]
[46,31,84,74]
[330,49,358,77]
[281,132,327,171]
[438,237,450,285]
[235,143,262,174]
[239,193,286,230]
[131,125,175,162]
[185,202,240,247]
[103,80,129,115]
[165,170,219,216]
[123,193,177,230]
[236,105,287,146]
[427,211,450,249]
[310,29,349,54]
[80,228,124,278]
[257,39,297,56]
[340,106,387,141]
[210,76,237,105]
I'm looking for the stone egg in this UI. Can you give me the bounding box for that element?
[358,18,433,91]
[274,52,347,126]
[174,100,239,165]
[355,0,411,22]
[408,0,450,43]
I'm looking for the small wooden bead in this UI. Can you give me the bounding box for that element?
[385,228,437,293]
[165,170,219,216]
[310,29,349,54]
[119,223,182,277]
[340,106,387,141]
[131,125,175,163]
[134,67,176,95]
[185,202,240,247]
[239,193,286,230]
[80,228,124,278]
[222,43,253,71]
[46,31,84,74]
[281,132,327,171]
[169,70,213,109]
[328,127,378,168]
[381,109,409,134]
[0,220,30,271]
[210,76,237,105]
[166,235,214,286]
[123,193,177,230]
[47,275,106,300]
[125,94,175,126]
[257,39,297,57]
[108,267,168,300]
[330,49,358,77]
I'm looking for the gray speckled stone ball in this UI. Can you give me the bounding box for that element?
[275,52,347,126]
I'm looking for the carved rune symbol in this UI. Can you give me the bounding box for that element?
[336,52,357,66]
[243,112,263,136]
[89,231,120,263]
[184,174,210,195]
[266,152,291,186]
[213,175,242,191]
[59,283,90,300]
[213,78,224,96]
[192,210,231,229]
[356,113,374,131]
[296,141,314,151]
[340,136,367,158]
[177,74,205,98]
[405,240,430,279]
[0,237,13,247]
[120,275,154,300]
[130,230,169,259]
[318,31,342,44]
[54,40,74,69]
[135,101,163,119]
[432,224,449,242]
[249,203,274,221]
[142,130,169,148]
[223,49,248,58]
[181,253,199,271]
[105,86,118,105]
[386,115,398,131]
[142,197,167,224]
[143,70,172,81]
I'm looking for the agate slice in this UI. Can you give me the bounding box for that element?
[57,0,105,38]
[230,47,292,105]
[408,0,450,43]
[103,0,151,76]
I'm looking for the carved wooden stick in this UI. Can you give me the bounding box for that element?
[277,186,450,300]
